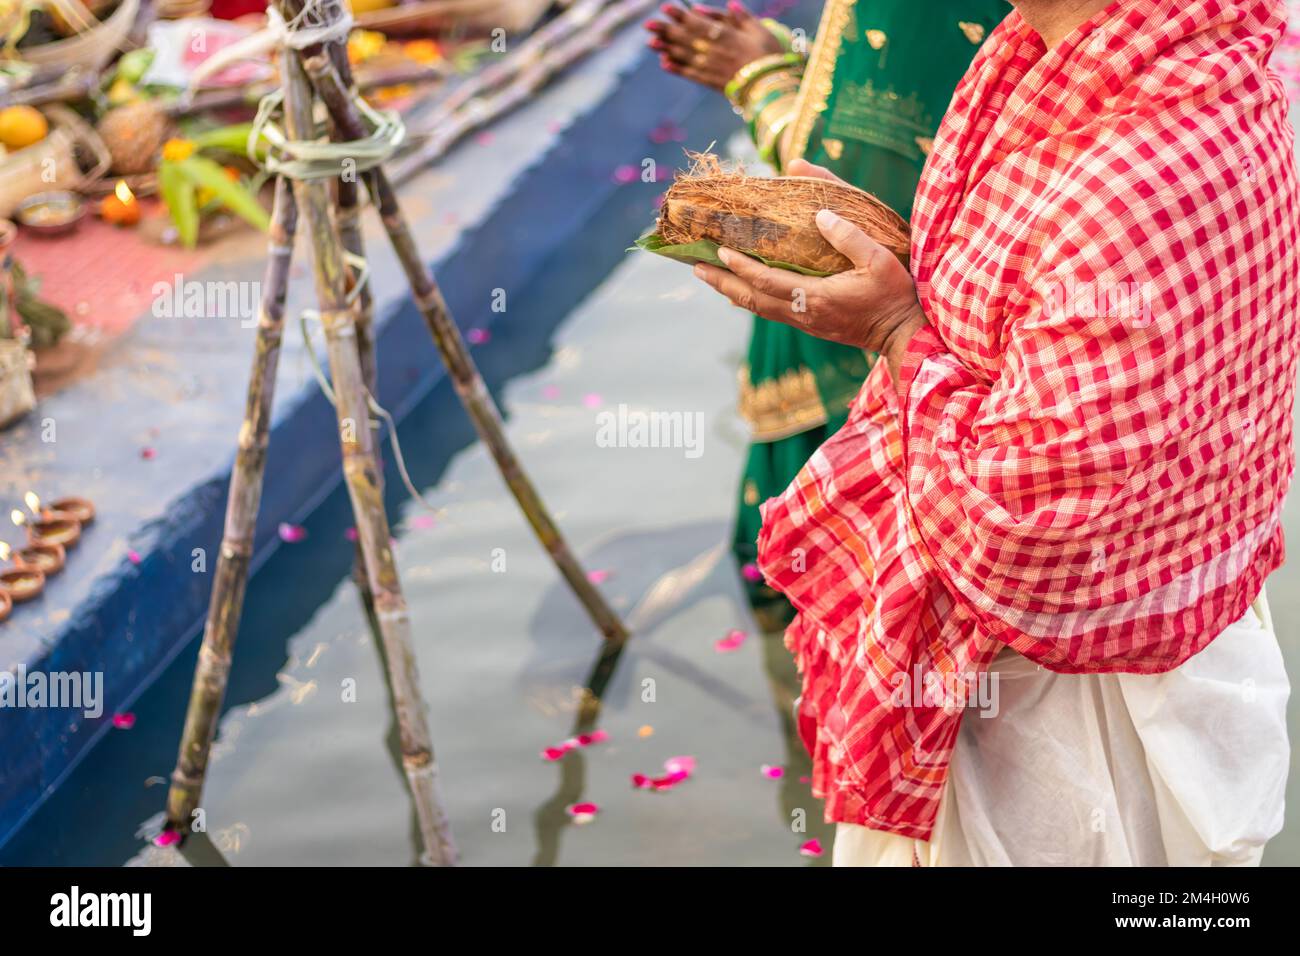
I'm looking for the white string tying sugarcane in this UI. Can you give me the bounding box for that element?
[254,0,434,514]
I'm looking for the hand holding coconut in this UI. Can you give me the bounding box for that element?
[691,159,928,387]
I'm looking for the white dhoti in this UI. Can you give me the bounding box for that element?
[833,590,1291,867]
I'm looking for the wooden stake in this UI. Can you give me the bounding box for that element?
[304,51,630,644]
[165,177,299,833]
[278,38,458,865]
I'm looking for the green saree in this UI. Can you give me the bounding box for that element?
[734,0,1010,613]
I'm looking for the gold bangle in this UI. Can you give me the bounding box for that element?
[742,72,801,119]
[756,98,798,162]
[724,52,804,108]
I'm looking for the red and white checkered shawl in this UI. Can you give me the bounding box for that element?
[756,0,1300,839]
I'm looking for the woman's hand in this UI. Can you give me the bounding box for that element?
[644,2,785,92]
[692,160,928,384]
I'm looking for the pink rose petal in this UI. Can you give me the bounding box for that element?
[345,527,358,542]
[112,713,136,730]
[153,829,182,847]
[612,164,638,184]
[714,628,747,652]
[140,447,157,460]
[761,764,785,779]
[582,392,603,409]
[127,550,142,565]
[541,746,568,761]
[567,802,599,823]
[799,838,824,858]
[741,563,763,583]
[410,514,436,531]
[466,327,490,345]
[278,523,307,543]
[586,569,611,584]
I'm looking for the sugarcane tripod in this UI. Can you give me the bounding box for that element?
[164,0,629,865]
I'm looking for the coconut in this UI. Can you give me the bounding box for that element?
[658,153,910,274]
[96,101,173,176]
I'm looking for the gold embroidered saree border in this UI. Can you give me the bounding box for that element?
[784,0,855,165]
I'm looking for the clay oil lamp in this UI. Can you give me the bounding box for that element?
[17,541,66,575]
[13,507,80,551]
[46,495,95,525]
[0,543,46,603]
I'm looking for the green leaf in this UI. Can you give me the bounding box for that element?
[176,155,270,233]
[631,231,832,277]
[191,122,267,160]
[159,161,199,249]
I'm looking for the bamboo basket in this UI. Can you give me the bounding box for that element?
[0,105,111,219]
[355,0,552,35]
[14,0,140,73]
[0,220,35,429]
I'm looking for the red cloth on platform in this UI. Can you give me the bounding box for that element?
[757,0,1300,840]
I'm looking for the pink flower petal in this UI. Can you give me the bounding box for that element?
[278,523,307,543]
[586,569,611,584]
[741,563,763,583]
[127,550,141,565]
[112,713,136,730]
[153,829,182,847]
[140,447,157,460]
[714,628,747,652]
[761,764,785,779]
[410,514,436,530]
[344,527,358,542]
[567,802,599,823]
[541,746,568,761]
[466,327,490,345]
[799,838,824,858]
[582,392,603,409]
[663,755,695,776]
[612,164,639,184]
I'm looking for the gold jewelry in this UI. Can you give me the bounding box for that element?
[691,37,711,54]
[724,52,803,109]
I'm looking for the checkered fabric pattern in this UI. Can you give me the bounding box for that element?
[756,0,1300,839]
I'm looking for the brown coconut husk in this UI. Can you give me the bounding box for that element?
[658,153,910,274]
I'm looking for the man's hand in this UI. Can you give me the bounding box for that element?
[692,159,927,385]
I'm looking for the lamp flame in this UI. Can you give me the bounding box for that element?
[11,510,26,526]
[0,542,10,561]
[24,492,40,516]
[115,180,135,204]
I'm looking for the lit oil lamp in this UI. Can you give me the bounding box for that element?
[13,508,80,550]
[17,541,66,575]
[100,180,141,227]
[0,541,45,602]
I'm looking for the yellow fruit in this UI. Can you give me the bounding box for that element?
[0,106,49,151]
[346,0,396,13]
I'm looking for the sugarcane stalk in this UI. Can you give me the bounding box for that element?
[390,0,657,184]
[165,177,299,834]
[277,37,457,865]
[304,51,630,644]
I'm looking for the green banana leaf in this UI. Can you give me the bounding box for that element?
[632,232,833,277]
[175,155,270,234]
[159,161,199,249]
